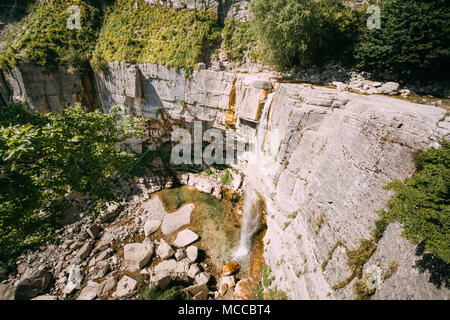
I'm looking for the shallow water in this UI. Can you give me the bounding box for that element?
[155,186,252,278]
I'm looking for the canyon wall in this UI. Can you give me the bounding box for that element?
[0,61,449,299]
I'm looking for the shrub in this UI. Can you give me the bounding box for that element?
[92,0,221,72]
[0,103,143,277]
[380,140,450,263]
[222,19,258,62]
[356,0,450,81]
[250,0,362,70]
[0,0,101,71]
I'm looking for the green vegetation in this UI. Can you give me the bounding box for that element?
[92,0,221,72]
[382,261,399,280]
[221,169,231,185]
[332,218,387,291]
[0,103,143,278]
[139,285,186,300]
[347,238,377,279]
[250,0,362,70]
[321,241,342,272]
[353,279,376,300]
[264,286,288,300]
[380,140,450,263]
[356,0,450,81]
[0,0,101,71]
[262,264,275,287]
[222,19,258,62]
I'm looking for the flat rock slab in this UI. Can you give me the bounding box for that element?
[77,281,99,300]
[139,197,167,222]
[161,203,195,235]
[144,219,161,236]
[173,229,199,248]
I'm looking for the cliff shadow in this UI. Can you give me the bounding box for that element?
[414,242,450,289]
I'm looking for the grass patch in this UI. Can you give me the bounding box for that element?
[264,286,287,300]
[220,169,232,185]
[353,279,376,300]
[139,285,186,300]
[321,241,342,272]
[382,261,399,280]
[262,264,274,288]
[332,218,388,291]
[0,0,101,71]
[92,0,221,73]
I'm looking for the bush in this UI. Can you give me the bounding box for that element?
[92,0,221,72]
[250,0,362,70]
[380,140,450,263]
[356,0,450,81]
[0,0,101,71]
[222,19,258,62]
[0,103,143,277]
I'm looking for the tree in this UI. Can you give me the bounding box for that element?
[380,140,450,263]
[250,0,361,70]
[356,0,450,81]
[0,103,143,276]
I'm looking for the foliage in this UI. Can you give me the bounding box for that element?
[380,140,450,263]
[356,0,450,81]
[221,169,231,185]
[139,285,186,300]
[222,19,258,62]
[262,264,274,287]
[0,103,143,274]
[353,279,376,300]
[264,286,288,300]
[347,238,377,279]
[250,0,362,70]
[91,0,221,72]
[0,0,101,71]
[321,241,342,271]
[382,261,399,280]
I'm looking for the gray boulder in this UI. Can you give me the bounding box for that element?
[14,269,53,300]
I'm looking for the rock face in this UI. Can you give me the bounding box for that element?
[1,53,449,300]
[0,64,99,113]
[258,83,449,299]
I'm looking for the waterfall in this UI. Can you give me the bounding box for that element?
[233,93,275,260]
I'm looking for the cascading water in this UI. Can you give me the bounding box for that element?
[233,93,275,261]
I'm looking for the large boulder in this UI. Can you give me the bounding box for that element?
[186,246,198,262]
[113,275,137,298]
[76,241,93,262]
[222,261,240,276]
[0,282,15,300]
[173,229,199,248]
[14,269,53,300]
[156,240,175,260]
[123,243,153,271]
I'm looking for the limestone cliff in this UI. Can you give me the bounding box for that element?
[0,60,449,299]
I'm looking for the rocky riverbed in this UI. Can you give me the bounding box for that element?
[0,168,266,300]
